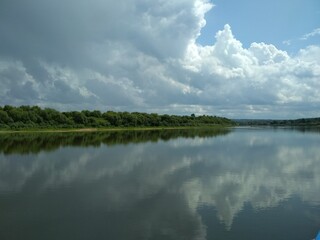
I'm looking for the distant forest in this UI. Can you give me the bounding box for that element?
[236,118,320,127]
[0,105,234,130]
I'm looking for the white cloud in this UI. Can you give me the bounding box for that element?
[282,40,291,46]
[182,24,320,117]
[300,28,320,40]
[249,42,289,64]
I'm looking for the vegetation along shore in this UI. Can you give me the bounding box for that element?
[0,105,234,131]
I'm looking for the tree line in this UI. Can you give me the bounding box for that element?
[0,105,234,129]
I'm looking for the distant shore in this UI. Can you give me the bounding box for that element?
[234,118,320,127]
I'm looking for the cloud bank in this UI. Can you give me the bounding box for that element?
[0,0,319,118]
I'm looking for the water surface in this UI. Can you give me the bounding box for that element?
[0,128,319,240]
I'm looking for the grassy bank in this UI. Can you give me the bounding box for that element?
[0,125,234,134]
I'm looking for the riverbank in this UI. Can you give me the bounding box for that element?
[0,125,233,134]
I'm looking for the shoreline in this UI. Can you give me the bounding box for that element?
[0,125,233,134]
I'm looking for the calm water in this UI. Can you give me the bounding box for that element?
[0,128,319,240]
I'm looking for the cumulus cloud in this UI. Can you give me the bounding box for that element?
[182,24,320,117]
[0,0,319,118]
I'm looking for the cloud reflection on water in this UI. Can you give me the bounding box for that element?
[0,128,319,239]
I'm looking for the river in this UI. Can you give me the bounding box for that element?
[0,127,319,240]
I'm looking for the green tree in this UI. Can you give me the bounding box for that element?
[0,110,13,124]
[71,111,88,125]
[102,111,122,126]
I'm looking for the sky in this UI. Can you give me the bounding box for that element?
[0,0,319,119]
